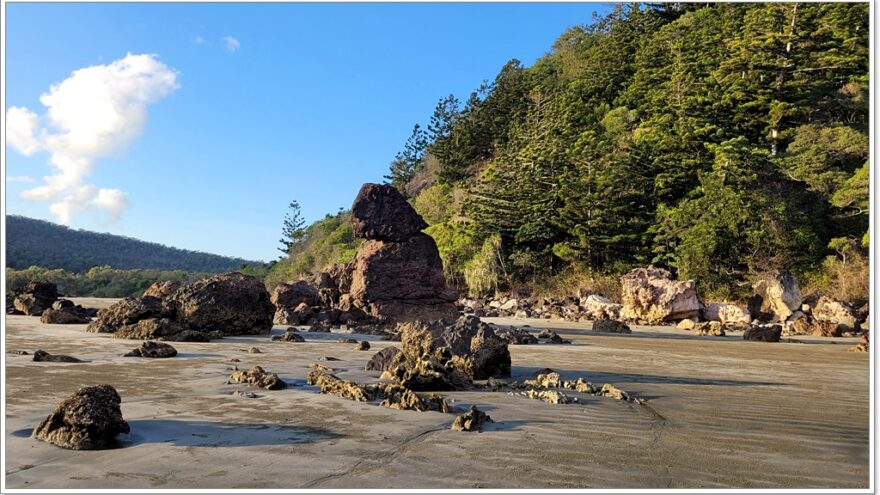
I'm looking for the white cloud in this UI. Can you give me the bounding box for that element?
[194,36,205,45]
[222,36,240,53]
[7,107,42,155]
[6,175,37,183]
[5,53,179,224]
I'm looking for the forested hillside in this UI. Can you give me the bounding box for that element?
[6,215,260,272]
[275,3,870,303]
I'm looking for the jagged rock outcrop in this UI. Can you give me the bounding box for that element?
[752,271,803,322]
[451,405,493,431]
[366,346,402,371]
[392,316,511,384]
[142,280,181,300]
[123,341,178,358]
[13,281,59,316]
[229,366,286,390]
[619,267,700,323]
[812,296,859,331]
[580,295,622,320]
[32,385,130,450]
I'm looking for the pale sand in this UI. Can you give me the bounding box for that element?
[4,299,869,489]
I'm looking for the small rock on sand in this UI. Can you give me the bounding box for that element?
[32,350,84,363]
[123,341,178,358]
[357,341,371,351]
[451,405,493,431]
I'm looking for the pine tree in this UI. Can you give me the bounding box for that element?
[278,200,306,256]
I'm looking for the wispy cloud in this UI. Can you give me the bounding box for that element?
[7,175,37,183]
[5,53,180,224]
[222,36,240,53]
[194,36,205,45]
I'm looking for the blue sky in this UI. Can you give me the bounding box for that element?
[5,2,611,262]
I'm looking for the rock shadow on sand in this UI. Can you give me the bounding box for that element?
[120,419,339,447]
[14,421,338,448]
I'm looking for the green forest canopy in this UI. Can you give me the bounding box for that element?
[276,3,869,303]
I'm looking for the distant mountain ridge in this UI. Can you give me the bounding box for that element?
[5,215,260,272]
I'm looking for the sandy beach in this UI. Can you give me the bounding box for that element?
[4,298,869,489]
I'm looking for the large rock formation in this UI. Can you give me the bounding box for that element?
[32,385,130,450]
[346,184,457,323]
[289,183,456,324]
[87,272,272,341]
[173,272,274,335]
[752,271,803,322]
[12,281,59,316]
[619,267,700,323]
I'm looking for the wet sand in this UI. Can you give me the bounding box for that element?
[4,298,870,489]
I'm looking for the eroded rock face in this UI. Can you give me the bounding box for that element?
[752,271,803,322]
[87,296,171,334]
[271,281,320,311]
[366,347,402,371]
[451,405,493,432]
[580,295,622,320]
[13,281,59,316]
[592,319,631,334]
[32,385,130,450]
[789,316,842,337]
[350,183,428,242]
[705,303,751,326]
[173,272,274,335]
[743,325,782,342]
[394,316,511,383]
[349,235,458,322]
[123,341,178,358]
[307,370,371,401]
[813,297,859,331]
[142,280,181,300]
[619,267,700,323]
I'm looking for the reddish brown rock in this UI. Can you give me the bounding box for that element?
[349,235,457,322]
